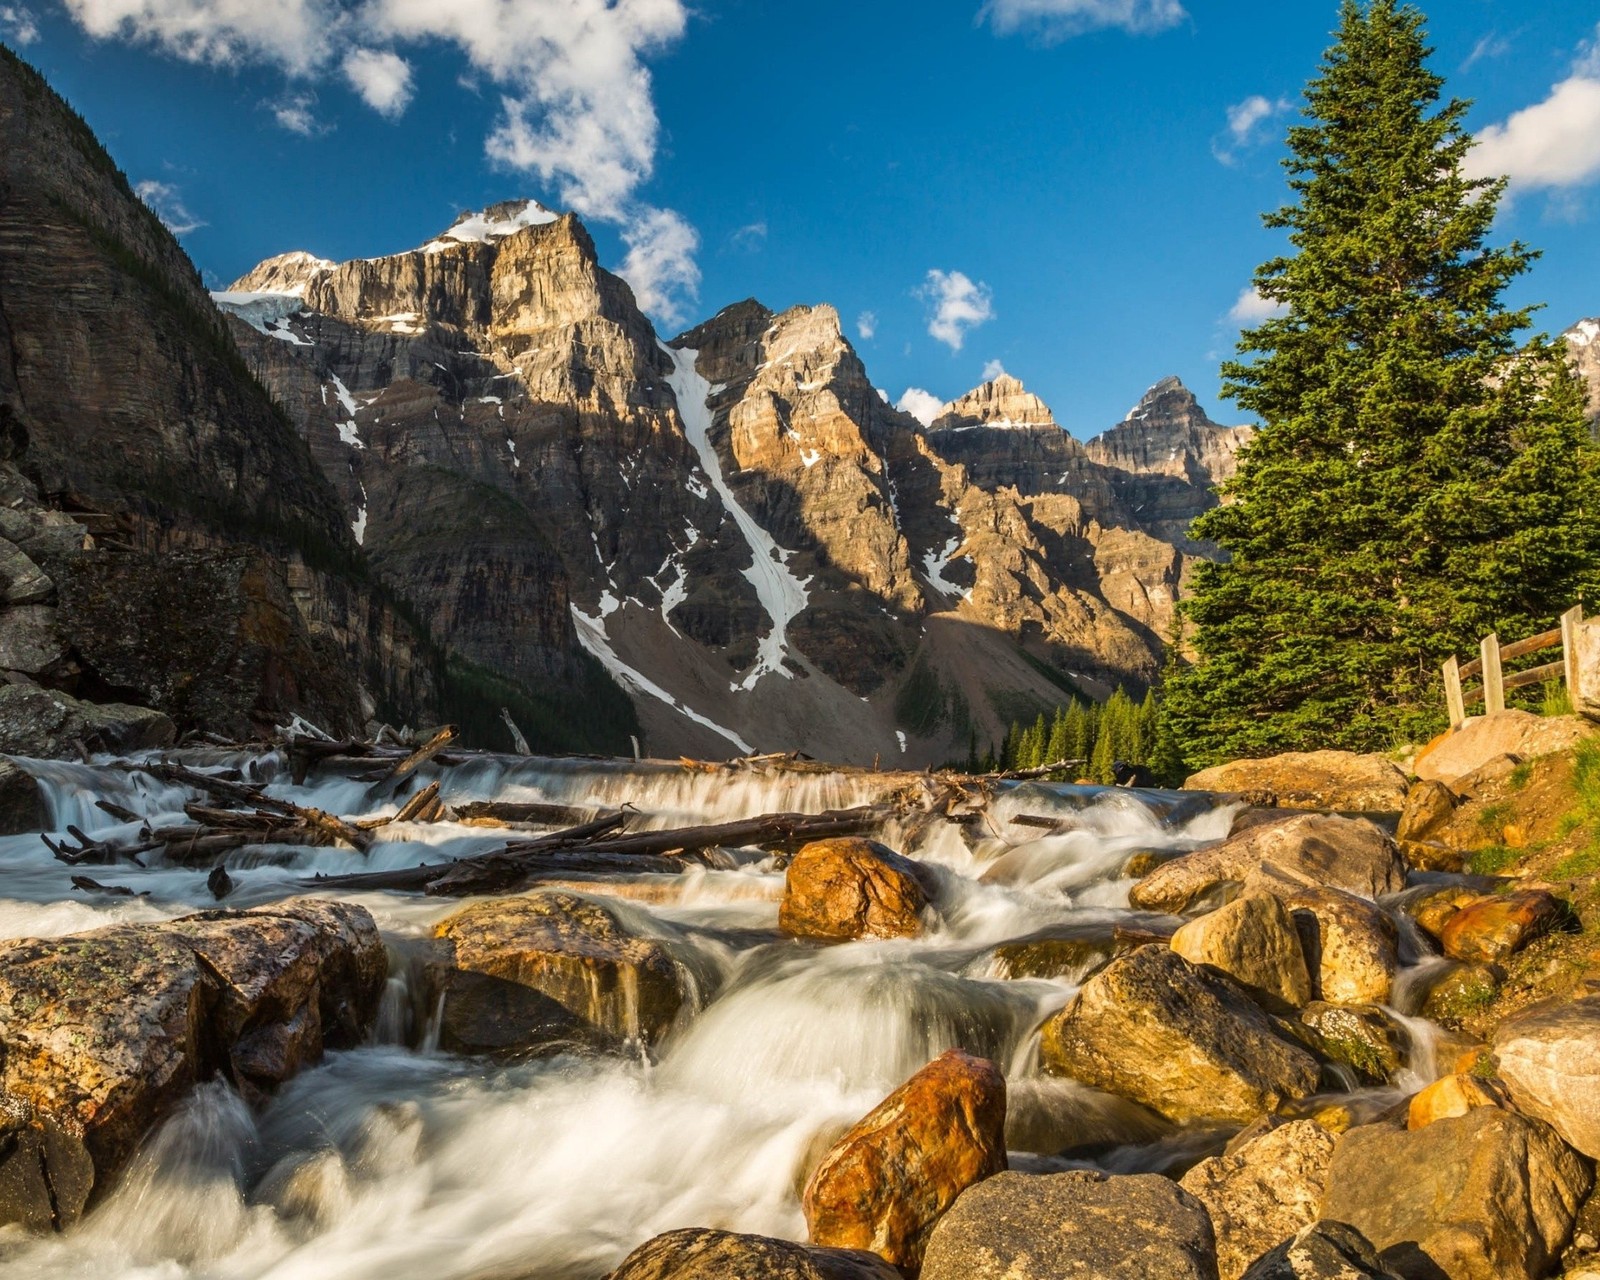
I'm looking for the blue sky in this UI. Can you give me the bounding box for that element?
[5,0,1600,435]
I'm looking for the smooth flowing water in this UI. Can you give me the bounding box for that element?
[0,751,1448,1279]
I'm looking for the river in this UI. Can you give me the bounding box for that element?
[0,750,1445,1279]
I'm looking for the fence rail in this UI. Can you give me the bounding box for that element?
[1442,605,1584,731]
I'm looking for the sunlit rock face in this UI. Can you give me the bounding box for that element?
[220,207,1247,762]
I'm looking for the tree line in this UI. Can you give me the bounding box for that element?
[969,688,1176,783]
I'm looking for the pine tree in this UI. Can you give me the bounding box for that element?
[1165,0,1600,766]
[1063,701,1091,763]
[1089,719,1116,784]
[1045,706,1070,764]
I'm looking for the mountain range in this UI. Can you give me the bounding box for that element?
[2,44,1595,763]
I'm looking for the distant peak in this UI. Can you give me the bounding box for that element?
[1568,318,1600,349]
[222,250,335,298]
[1124,375,1193,420]
[424,199,559,251]
[932,372,1057,431]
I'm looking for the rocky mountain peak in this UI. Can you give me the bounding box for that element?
[425,199,559,251]
[225,250,335,298]
[932,373,1057,431]
[1124,375,1200,422]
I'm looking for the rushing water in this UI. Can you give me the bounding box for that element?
[0,751,1449,1279]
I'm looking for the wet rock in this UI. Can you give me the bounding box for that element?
[0,756,43,833]
[920,1168,1219,1280]
[1439,890,1570,964]
[1170,893,1312,1013]
[1298,1003,1409,1085]
[1125,848,1187,878]
[1320,1109,1591,1280]
[987,920,1173,981]
[1405,1073,1509,1130]
[1039,946,1320,1125]
[803,1049,1007,1272]
[605,1228,900,1280]
[0,900,381,1230]
[1407,886,1482,943]
[433,892,684,1048]
[1184,752,1409,813]
[1130,815,1404,916]
[1244,865,1398,1006]
[1179,1119,1336,1280]
[0,539,53,605]
[431,967,602,1057]
[780,838,931,941]
[1240,1221,1399,1279]
[1419,962,1501,1027]
[0,684,175,758]
[1493,995,1600,1159]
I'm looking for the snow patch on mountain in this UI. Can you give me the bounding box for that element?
[424,200,558,252]
[664,343,811,692]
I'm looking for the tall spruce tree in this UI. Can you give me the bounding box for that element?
[1165,0,1600,766]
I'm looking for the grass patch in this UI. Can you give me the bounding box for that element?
[1468,844,1521,876]
[1509,761,1534,791]
[1541,679,1574,718]
[1475,802,1513,834]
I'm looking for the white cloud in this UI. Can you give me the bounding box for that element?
[135,179,204,235]
[981,358,1007,381]
[620,207,700,330]
[1462,32,1510,72]
[919,269,994,352]
[1213,94,1291,165]
[57,0,702,324]
[729,220,767,251]
[896,387,945,427]
[1228,285,1286,326]
[1467,75,1600,191]
[59,0,342,74]
[342,47,413,118]
[0,4,40,44]
[268,90,320,134]
[856,311,877,341]
[981,0,1185,40]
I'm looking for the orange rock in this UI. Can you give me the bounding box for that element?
[802,1049,1007,1272]
[1440,890,1569,964]
[779,838,931,941]
[1406,1073,1509,1130]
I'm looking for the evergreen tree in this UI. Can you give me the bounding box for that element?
[1045,706,1070,764]
[1063,701,1091,762]
[1089,719,1116,784]
[1165,0,1600,766]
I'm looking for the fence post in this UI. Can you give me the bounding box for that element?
[1443,655,1466,730]
[1563,605,1584,709]
[1481,633,1505,716]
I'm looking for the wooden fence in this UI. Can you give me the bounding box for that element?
[1442,605,1585,731]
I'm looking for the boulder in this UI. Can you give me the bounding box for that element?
[1240,1221,1399,1280]
[0,604,68,675]
[0,539,52,605]
[920,1168,1219,1280]
[1413,710,1595,786]
[1039,946,1320,1125]
[0,901,384,1231]
[1439,890,1570,964]
[0,684,175,758]
[1130,815,1404,916]
[1320,1109,1591,1280]
[605,1228,900,1280]
[989,919,1177,982]
[1396,780,1458,843]
[780,838,931,941]
[1171,894,1313,1013]
[1405,1073,1508,1130]
[1179,1119,1336,1280]
[0,756,43,833]
[433,892,684,1048]
[1298,1002,1409,1085]
[802,1049,1006,1272]
[1184,752,1409,813]
[1493,996,1600,1159]
[1243,866,1398,1006]
[1420,963,1501,1027]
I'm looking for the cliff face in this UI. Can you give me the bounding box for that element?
[0,46,445,740]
